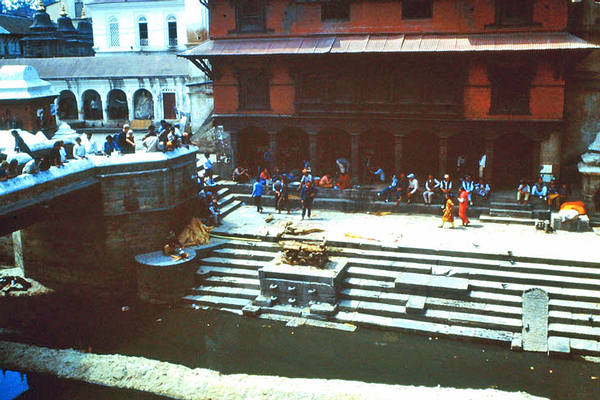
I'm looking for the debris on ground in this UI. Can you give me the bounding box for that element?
[367,211,393,217]
[265,214,274,223]
[178,217,212,246]
[275,221,324,238]
[0,275,31,295]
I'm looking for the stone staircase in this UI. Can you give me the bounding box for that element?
[479,201,538,226]
[182,238,600,356]
[196,154,242,218]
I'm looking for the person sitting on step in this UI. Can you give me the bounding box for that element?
[531,177,548,201]
[517,179,531,206]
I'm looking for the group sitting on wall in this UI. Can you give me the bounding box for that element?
[516,177,570,211]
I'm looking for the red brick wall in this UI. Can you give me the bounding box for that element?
[0,97,56,133]
[210,0,567,38]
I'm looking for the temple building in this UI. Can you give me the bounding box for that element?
[0,15,31,58]
[183,0,597,187]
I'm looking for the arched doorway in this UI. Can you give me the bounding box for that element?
[403,132,439,179]
[448,132,485,179]
[276,127,308,171]
[58,90,78,120]
[317,128,350,175]
[492,133,534,189]
[133,89,154,120]
[82,90,103,120]
[360,130,394,181]
[237,127,269,177]
[107,89,128,120]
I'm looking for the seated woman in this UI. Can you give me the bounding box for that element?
[259,167,271,184]
[319,174,334,188]
[232,165,251,183]
[6,159,19,179]
[335,173,351,190]
[475,179,491,202]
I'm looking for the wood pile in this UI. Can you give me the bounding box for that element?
[281,241,328,268]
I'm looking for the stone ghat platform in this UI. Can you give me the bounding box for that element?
[182,231,600,358]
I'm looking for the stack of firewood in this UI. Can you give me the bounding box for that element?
[281,241,328,268]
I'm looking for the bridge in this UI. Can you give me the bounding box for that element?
[0,147,198,294]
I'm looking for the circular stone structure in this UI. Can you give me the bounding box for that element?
[134,249,197,304]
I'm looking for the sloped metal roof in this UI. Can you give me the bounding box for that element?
[182,32,598,57]
[0,15,32,35]
[0,54,190,79]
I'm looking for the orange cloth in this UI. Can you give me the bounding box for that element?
[458,191,469,224]
[319,175,334,188]
[559,201,586,215]
[336,173,351,190]
[442,198,454,223]
[260,171,271,181]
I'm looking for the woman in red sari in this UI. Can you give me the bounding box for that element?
[458,188,470,226]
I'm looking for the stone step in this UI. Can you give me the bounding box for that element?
[489,208,533,218]
[188,285,259,300]
[343,277,396,292]
[347,257,600,291]
[182,294,251,309]
[216,187,230,198]
[199,257,267,270]
[549,323,600,342]
[210,247,276,262]
[220,200,243,218]
[202,276,260,290]
[200,266,258,279]
[334,311,514,344]
[217,193,235,208]
[548,310,600,328]
[569,338,600,356]
[489,201,533,210]
[479,215,537,226]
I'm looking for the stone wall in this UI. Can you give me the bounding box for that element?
[0,234,13,265]
[18,148,198,295]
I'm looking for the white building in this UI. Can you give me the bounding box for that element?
[84,0,208,55]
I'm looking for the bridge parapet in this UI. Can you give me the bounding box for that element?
[1,147,199,295]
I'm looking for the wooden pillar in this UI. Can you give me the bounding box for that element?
[532,139,541,178]
[394,134,404,174]
[485,136,495,182]
[268,131,277,168]
[229,131,239,169]
[351,132,360,183]
[438,136,448,178]
[308,132,318,173]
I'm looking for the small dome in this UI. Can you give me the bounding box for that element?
[30,9,56,31]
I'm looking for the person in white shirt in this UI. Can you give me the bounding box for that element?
[475,179,491,202]
[73,137,86,159]
[461,175,475,205]
[423,174,439,205]
[479,154,487,179]
[517,179,530,205]
[58,141,67,163]
[406,173,419,203]
[83,132,98,155]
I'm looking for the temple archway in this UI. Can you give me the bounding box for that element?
[82,90,103,120]
[133,89,154,120]
[492,133,534,189]
[276,127,308,172]
[107,89,128,120]
[403,131,439,179]
[58,90,78,120]
[237,127,269,177]
[448,132,485,179]
[317,128,350,176]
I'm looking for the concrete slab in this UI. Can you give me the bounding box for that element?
[548,336,571,357]
[522,288,549,352]
[406,296,426,314]
[395,272,469,296]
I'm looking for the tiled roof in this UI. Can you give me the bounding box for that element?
[0,54,190,79]
[182,32,598,57]
[0,15,32,35]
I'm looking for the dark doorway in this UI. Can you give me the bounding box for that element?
[163,93,176,119]
[403,132,439,179]
[58,91,78,120]
[238,127,269,177]
[277,128,308,172]
[317,128,350,175]
[492,133,533,189]
[82,90,103,120]
[448,132,485,179]
[107,89,128,120]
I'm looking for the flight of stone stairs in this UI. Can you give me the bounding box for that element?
[479,201,538,226]
[196,154,242,218]
[182,238,600,356]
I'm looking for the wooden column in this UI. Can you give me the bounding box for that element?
[438,136,448,178]
[532,139,541,178]
[308,133,318,173]
[268,131,277,167]
[485,136,495,182]
[394,134,404,174]
[351,132,360,183]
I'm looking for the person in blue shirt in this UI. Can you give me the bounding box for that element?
[299,180,316,219]
[204,152,213,179]
[252,179,265,213]
[377,174,398,202]
[103,135,115,156]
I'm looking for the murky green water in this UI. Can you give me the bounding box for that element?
[1,294,600,399]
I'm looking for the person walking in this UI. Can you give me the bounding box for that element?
[458,188,470,226]
[439,194,455,229]
[252,179,265,213]
[273,178,290,214]
[300,180,316,220]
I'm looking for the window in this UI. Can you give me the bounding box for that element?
[489,66,533,115]
[402,0,433,20]
[138,16,148,47]
[109,17,119,48]
[238,69,270,110]
[321,1,350,21]
[167,15,178,47]
[236,0,266,33]
[495,0,534,27]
